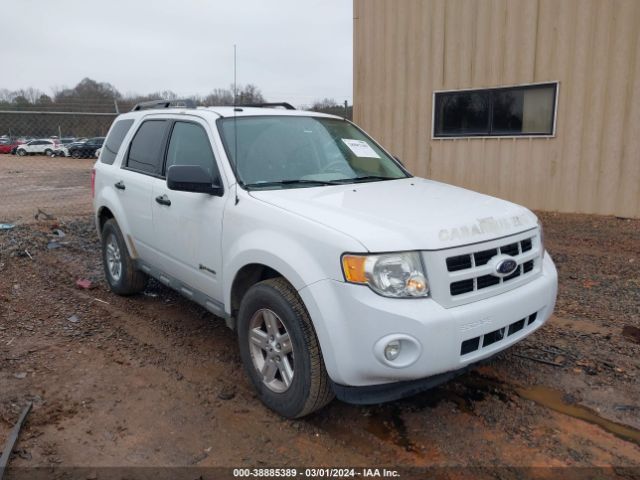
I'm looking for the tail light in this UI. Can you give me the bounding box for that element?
[91,169,96,198]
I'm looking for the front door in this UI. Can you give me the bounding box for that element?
[151,119,226,303]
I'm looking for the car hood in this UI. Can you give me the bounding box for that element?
[249,177,538,251]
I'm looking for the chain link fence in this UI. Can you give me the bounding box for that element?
[0,111,113,225]
[0,99,353,227]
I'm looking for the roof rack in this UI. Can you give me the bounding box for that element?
[236,102,296,110]
[131,99,197,112]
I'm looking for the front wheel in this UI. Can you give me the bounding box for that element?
[101,219,148,295]
[17,149,26,156]
[71,150,81,159]
[237,278,334,418]
[44,149,53,156]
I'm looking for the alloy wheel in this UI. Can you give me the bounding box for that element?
[248,308,295,393]
[105,234,122,282]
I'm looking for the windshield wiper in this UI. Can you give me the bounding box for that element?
[244,179,343,189]
[334,175,397,184]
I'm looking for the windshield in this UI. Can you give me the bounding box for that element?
[219,116,409,189]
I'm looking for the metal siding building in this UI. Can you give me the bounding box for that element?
[353,0,640,218]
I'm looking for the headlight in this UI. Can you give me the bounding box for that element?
[342,252,429,298]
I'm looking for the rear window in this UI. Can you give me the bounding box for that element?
[126,120,168,175]
[102,120,134,165]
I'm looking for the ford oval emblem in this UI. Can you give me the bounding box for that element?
[495,258,518,277]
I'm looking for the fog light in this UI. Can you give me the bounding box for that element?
[384,340,401,361]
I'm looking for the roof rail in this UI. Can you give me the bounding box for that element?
[131,99,197,112]
[237,102,296,110]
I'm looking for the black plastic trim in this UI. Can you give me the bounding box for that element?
[332,352,502,405]
[131,99,196,111]
[236,102,296,110]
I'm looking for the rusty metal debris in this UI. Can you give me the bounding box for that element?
[0,402,33,480]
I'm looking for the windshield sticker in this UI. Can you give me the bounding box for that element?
[342,139,380,158]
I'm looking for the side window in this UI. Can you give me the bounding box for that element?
[126,120,168,175]
[102,120,133,165]
[165,122,219,178]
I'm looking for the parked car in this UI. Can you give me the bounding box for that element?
[51,144,70,157]
[93,101,557,418]
[11,141,26,154]
[0,140,24,154]
[68,137,104,158]
[16,139,60,156]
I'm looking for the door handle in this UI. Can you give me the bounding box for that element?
[114,181,126,190]
[155,194,172,206]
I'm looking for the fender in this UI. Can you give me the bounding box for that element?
[95,187,137,258]
[223,228,336,314]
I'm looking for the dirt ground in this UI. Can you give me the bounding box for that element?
[0,153,94,221]
[0,155,639,479]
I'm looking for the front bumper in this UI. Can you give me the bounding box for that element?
[298,253,557,389]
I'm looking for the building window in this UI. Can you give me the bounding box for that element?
[433,82,557,138]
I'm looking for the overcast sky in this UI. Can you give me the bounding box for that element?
[5,0,353,106]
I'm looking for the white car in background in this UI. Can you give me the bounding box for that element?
[51,144,70,157]
[16,139,60,156]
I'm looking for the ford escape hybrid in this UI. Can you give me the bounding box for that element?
[93,100,557,418]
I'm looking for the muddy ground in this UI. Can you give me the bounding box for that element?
[0,155,639,479]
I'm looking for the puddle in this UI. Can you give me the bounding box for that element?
[622,325,640,345]
[320,371,640,455]
[515,385,640,446]
[365,406,418,452]
[363,373,511,452]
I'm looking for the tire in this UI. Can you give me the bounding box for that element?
[17,149,26,156]
[237,277,334,418]
[44,149,52,156]
[71,150,81,159]
[101,219,148,296]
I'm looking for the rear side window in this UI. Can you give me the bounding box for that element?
[165,122,219,178]
[102,121,132,163]
[126,120,168,175]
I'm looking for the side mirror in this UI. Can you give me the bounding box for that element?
[166,165,224,196]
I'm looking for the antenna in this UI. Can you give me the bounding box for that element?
[233,44,238,106]
[233,44,240,205]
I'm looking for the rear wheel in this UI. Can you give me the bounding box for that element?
[101,219,148,295]
[237,278,334,418]
[71,150,81,159]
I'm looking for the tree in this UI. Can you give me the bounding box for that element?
[235,84,265,105]
[309,98,352,119]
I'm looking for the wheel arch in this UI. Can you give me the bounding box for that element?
[229,263,289,319]
[95,197,137,259]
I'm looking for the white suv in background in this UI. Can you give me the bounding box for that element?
[92,100,557,418]
[16,138,59,156]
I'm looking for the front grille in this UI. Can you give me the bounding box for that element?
[460,311,539,356]
[450,279,474,296]
[445,236,538,297]
[446,255,472,272]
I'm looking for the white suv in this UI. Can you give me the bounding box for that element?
[17,139,59,156]
[93,100,557,418]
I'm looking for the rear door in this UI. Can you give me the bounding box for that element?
[117,119,170,263]
[25,140,39,153]
[36,141,49,154]
[150,118,226,303]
